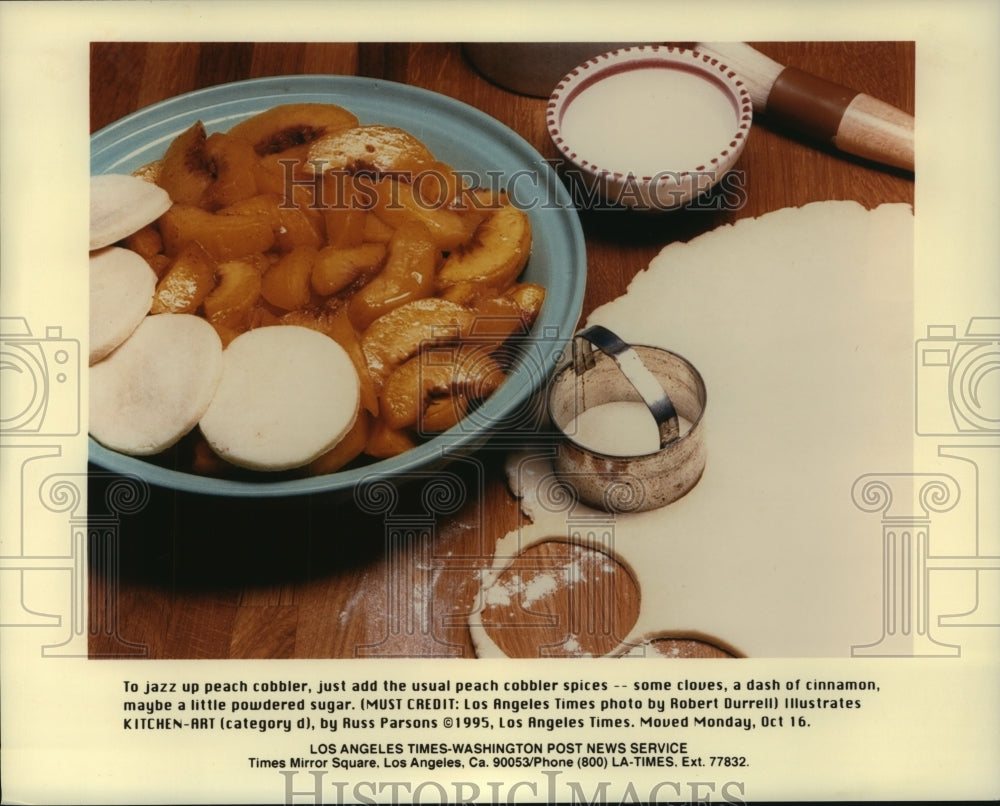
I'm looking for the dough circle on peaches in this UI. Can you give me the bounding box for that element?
[198,325,362,471]
[90,173,172,251]
[88,246,157,365]
[89,313,224,456]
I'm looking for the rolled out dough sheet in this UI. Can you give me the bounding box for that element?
[471,201,915,658]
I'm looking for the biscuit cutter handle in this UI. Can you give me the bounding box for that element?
[573,325,681,447]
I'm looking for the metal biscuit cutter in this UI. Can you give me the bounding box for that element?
[547,325,707,512]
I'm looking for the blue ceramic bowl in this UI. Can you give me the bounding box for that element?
[90,75,586,496]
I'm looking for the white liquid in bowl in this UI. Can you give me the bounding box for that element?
[559,66,737,177]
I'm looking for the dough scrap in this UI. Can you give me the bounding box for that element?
[471,201,915,659]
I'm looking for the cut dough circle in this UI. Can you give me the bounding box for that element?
[89,313,223,455]
[90,173,172,251]
[89,246,157,365]
[199,325,361,471]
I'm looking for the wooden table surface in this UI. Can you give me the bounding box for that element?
[88,41,914,660]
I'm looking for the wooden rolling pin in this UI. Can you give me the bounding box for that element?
[698,42,914,172]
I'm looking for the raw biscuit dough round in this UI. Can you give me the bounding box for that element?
[198,325,361,471]
[89,246,157,365]
[470,201,915,659]
[89,313,223,455]
[90,173,172,251]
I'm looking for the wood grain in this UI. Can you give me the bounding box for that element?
[88,41,914,660]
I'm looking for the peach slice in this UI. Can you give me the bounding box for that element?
[202,258,264,335]
[278,203,325,252]
[367,177,476,252]
[362,213,396,243]
[227,103,360,156]
[150,241,216,315]
[306,124,436,178]
[201,131,260,209]
[419,395,468,434]
[347,220,438,331]
[158,203,275,261]
[218,193,322,252]
[308,410,372,475]
[414,160,470,208]
[155,121,214,205]
[466,282,547,342]
[359,297,477,384]
[322,204,369,248]
[435,203,531,292]
[311,242,387,297]
[504,282,546,324]
[122,224,165,264]
[262,245,317,311]
[365,415,418,459]
[380,344,504,430]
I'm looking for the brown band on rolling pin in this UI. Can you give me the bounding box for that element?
[765,66,860,142]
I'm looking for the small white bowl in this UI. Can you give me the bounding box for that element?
[547,45,753,211]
